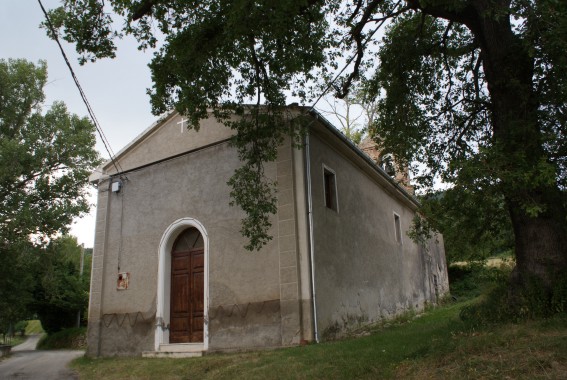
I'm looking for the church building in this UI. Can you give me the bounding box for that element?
[87,106,449,357]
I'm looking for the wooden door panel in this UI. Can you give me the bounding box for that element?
[170,246,204,344]
[191,270,204,311]
[170,317,189,339]
[170,251,190,343]
[190,250,204,342]
[191,317,204,342]
[190,267,204,342]
[192,252,204,268]
[171,274,189,313]
[172,254,190,270]
[191,270,205,313]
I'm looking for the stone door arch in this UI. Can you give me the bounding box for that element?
[155,218,209,351]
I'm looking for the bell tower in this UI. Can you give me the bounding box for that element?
[358,137,414,195]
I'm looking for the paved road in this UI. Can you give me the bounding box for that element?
[11,334,42,352]
[0,335,84,380]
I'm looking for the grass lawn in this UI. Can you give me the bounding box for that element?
[25,320,44,335]
[71,264,567,379]
[70,300,567,379]
[3,335,25,347]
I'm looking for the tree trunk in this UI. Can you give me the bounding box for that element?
[469,1,567,289]
[508,199,567,288]
[413,0,567,289]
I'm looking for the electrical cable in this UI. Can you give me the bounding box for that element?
[37,0,124,175]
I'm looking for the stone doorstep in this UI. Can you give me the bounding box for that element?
[158,343,204,353]
[141,343,205,358]
[142,351,202,358]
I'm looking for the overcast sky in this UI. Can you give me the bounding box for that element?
[1,0,158,246]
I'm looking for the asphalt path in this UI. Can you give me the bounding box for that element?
[0,334,84,380]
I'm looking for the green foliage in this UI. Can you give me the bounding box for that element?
[24,320,45,335]
[226,109,286,250]
[417,189,514,263]
[0,243,38,336]
[448,262,512,300]
[47,0,567,273]
[14,321,27,336]
[33,236,90,334]
[366,2,567,284]
[0,58,98,333]
[45,0,330,250]
[0,59,99,244]
[460,271,567,328]
[37,327,86,350]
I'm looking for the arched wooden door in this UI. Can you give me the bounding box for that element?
[170,228,204,343]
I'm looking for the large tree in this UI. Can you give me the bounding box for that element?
[47,1,566,294]
[0,58,99,327]
[33,235,90,333]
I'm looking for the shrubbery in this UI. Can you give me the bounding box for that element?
[37,327,86,350]
[456,263,567,327]
[448,261,511,300]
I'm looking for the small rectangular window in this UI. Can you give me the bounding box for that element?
[394,213,402,244]
[323,167,337,211]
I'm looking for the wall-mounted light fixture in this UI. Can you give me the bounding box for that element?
[111,180,122,193]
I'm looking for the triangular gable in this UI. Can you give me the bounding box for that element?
[96,111,235,177]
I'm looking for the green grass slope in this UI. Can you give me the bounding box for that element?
[71,264,567,379]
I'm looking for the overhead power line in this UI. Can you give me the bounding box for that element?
[37,0,124,176]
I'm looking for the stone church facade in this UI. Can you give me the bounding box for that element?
[87,106,449,357]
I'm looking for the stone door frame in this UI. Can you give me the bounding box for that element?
[155,217,209,351]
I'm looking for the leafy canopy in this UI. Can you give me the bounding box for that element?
[0,59,100,244]
[33,235,90,333]
[46,1,567,265]
[0,58,99,327]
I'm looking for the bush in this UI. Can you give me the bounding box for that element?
[448,261,510,300]
[36,305,79,334]
[37,327,86,350]
[460,272,567,328]
[14,321,28,336]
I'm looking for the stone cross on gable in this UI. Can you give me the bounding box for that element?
[177,117,188,133]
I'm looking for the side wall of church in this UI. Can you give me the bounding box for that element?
[307,128,449,340]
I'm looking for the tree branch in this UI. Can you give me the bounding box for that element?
[405,0,476,27]
[368,6,411,23]
[347,0,364,25]
[441,21,454,106]
[337,0,402,98]
[472,50,483,102]
[132,0,158,21]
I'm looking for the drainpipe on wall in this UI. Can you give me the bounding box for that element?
[305,132,320,343]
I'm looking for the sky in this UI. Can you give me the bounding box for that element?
[1,0,159,247]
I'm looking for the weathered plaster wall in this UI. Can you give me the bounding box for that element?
[105,113,235,175]
[308,128,448,339]
[86,179,110,357]
[275,137,315,347]
[88,140,286,356]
